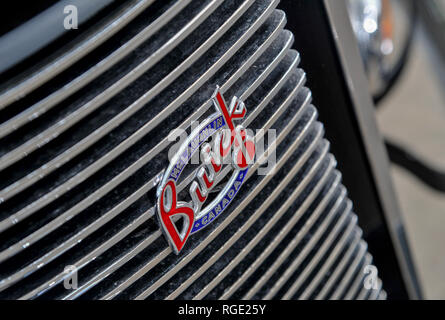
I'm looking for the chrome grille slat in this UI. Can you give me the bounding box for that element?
[356,287,368,300]
[243,188,349,299]
[282,189,357,300]
[263,197,353,299]
[187,143,337,300]
[0,20,292,300]
[329,242,368,300]
[0,0,229,193]
[167,112,326,300]
[54,39,302,299]
[369,280,382,300]
[0,0,192,140]
[0,1,284,293]
[0,170,159,293]
[314,238,364,299]
[19,207,156,300]
[102,77,314,301]
[219,168,343,300]
[284,215,358,299]
[0,0,155,110]
[65,39,294,300]
[343,253,372,300]
[298,229,363,300]
[243,56,302,128]
[112,103,320,300]
[0,0,253,174]
[62,228,166,300]
[60,163,234,301]
[0,0,276,264]
[0,2,386,301]
[356,281,372,300]
[0,4,280,262]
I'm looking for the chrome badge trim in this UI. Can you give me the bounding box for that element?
[156,87,256,254]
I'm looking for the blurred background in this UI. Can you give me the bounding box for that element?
[348,0,445,299]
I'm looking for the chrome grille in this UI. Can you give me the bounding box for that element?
[0,0,386,300]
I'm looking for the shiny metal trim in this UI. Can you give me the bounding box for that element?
[221,172,343,300]
[60,163,231,300]
[0,0,154,109]
[315,235,363,299]
[137,135,326,301]
[1,20,288,293]
[244,185,349,300]
[299,228,362,300]
[0,0,275,264]
[323,0,422,299]
[329,242,367,299]
[129,105,323,301]
[61,47,300,301]
[281,211,357,300]
[0,0,227,179]
[4,18,288,254]
[344,253,372,300]
[0,1,277,243]
[108,95,312,300]
[19,208,157,299]
[0,2,391,301]
[263,195,351,300]
[356,279,372,300]
[191,146,337,300]
[62,229,167,300]
[170,115,327,300]
[244,55,302,127]
[0,0,192,139]
[369,280,383,300]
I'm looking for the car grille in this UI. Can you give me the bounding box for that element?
[0,0,386,300]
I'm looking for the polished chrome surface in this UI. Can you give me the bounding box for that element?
[0,0,155,110]
[0,0,384,300]
[0,0,191,140]
[324,0,421,299]
[0,0,255,262]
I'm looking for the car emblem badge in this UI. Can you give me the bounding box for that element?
[156,87,256,254]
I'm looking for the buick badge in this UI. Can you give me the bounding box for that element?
[156,87,256,254]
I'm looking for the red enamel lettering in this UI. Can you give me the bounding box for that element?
[159,181,195,253]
